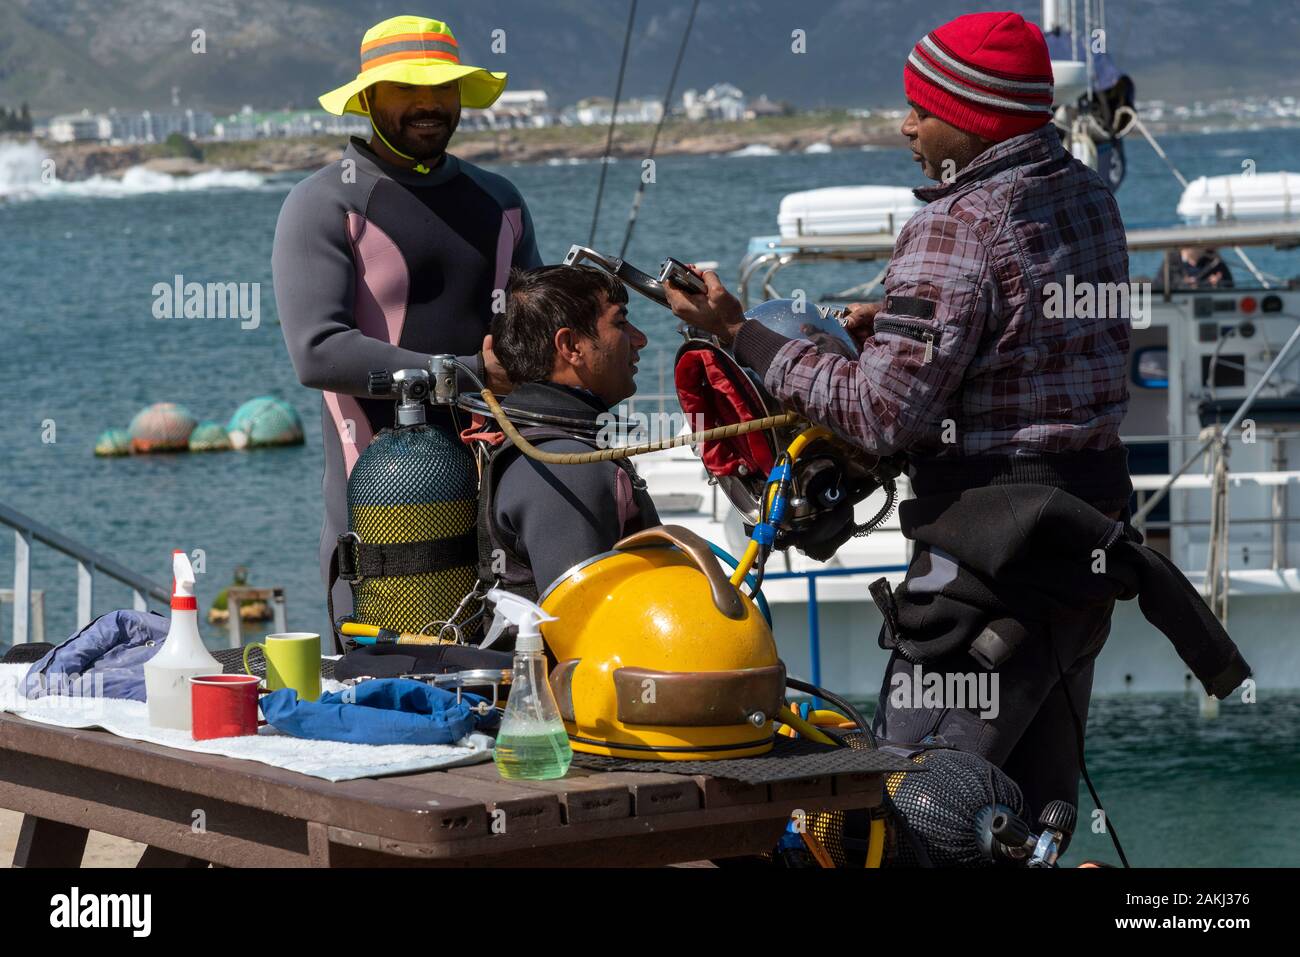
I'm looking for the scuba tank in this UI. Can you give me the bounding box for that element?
[332,367,479,648]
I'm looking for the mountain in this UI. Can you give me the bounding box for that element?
[2,0,1297,116]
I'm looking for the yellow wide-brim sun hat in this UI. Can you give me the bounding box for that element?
[319,15,507,116]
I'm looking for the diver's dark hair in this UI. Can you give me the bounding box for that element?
[493,265,628,384]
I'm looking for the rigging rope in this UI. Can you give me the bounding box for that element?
[618,0,701,259]
[1203,429,1231,626]
[1129,114,1190,189]
[588,0,639,247]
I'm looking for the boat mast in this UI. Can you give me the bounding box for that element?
[1041,0,1065,34]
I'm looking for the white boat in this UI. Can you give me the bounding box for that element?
[1178,172,1300,224]
[778,185,920,238]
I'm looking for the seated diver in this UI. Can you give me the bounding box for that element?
[471,264,661,615]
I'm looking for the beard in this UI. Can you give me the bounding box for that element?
[374,106,460,160]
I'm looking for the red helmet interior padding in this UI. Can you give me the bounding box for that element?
[675,347,776,478]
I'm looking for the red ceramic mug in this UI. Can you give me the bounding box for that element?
[189,674,265,741]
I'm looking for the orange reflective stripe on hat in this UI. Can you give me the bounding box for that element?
[362,49,461,71]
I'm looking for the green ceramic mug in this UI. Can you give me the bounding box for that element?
[243,632,322,702]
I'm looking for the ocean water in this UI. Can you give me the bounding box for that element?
[1,126,1297,866]
[850,689,1300,867]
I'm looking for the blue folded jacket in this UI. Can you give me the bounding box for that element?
[259,678,490,746]
[24,610,170,701]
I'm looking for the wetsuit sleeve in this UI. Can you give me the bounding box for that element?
[272,180,479,396]
[513,198,544,269]
[494,440,631,593]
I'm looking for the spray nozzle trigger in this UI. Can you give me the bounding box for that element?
[172,550,195,598]
[481,587,556,652]
[170,549,198,612]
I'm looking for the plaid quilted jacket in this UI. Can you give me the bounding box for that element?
[735,123,1132,460]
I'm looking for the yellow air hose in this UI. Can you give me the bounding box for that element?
[777,706,837,746]
[784,426,833,461]
[728,425,833,586]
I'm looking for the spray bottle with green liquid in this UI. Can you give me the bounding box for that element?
[485,588,572,780]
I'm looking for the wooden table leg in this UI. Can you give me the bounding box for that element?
[137,845,211,868]
[13,814,88,868]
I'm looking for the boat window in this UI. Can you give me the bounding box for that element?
[1132,347,1168,389]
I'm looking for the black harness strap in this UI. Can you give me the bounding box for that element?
[336,531,477,582]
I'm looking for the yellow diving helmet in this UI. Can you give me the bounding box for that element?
[538,525,785,760]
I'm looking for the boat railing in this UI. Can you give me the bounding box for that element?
[765,563,909,696]
[1133,318,1300,530]
[616,396,1300,558]
[616,390,688,422]
[0,501,170,647]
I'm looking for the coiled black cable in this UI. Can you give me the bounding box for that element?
[785,676,878,749]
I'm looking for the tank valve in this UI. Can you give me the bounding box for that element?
[369,368,431,426]
[428,354,460,406]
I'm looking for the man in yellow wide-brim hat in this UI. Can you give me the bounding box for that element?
[318,14,508,118]
[272,15,543,632]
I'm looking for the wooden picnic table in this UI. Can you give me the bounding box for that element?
[0,712,884,867]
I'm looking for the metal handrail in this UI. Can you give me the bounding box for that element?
[0,501,170,646]
[763,563,909,693]
[1123,430,1300,444]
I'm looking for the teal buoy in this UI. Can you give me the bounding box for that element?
[128,402,197,453]
[227,396,304,449]
[189,421,232,452]
[94,428,132,457]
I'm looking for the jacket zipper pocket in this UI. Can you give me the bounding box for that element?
[875,318,939,364]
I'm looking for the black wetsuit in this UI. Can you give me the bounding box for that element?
[272,137,542,623]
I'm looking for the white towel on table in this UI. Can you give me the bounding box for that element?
[0,663,492,782]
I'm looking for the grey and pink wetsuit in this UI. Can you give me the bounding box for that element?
[272,136,542,620]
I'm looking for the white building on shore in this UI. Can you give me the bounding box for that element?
[462,89,556,130]
[212,107,370,140]
[564,96,664,127]
[107,109,215,143]
[45,108,216,144]
[682,84,747,122]
[46,110,112,143]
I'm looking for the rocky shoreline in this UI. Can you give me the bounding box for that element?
[34,112,1299,182]
[38,117,906,181]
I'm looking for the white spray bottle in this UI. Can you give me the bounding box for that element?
[144,550,221,730]
[486,588,572,780]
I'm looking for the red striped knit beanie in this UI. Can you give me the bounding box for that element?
[904,11,1054,141]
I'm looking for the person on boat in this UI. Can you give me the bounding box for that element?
[466,264,660,616]
[666,11,1138,824]
[1170,246,1235,289]
[271,15,542,623]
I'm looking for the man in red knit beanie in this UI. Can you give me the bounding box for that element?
[901,9,1055,178]
[669,12,1147,835]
